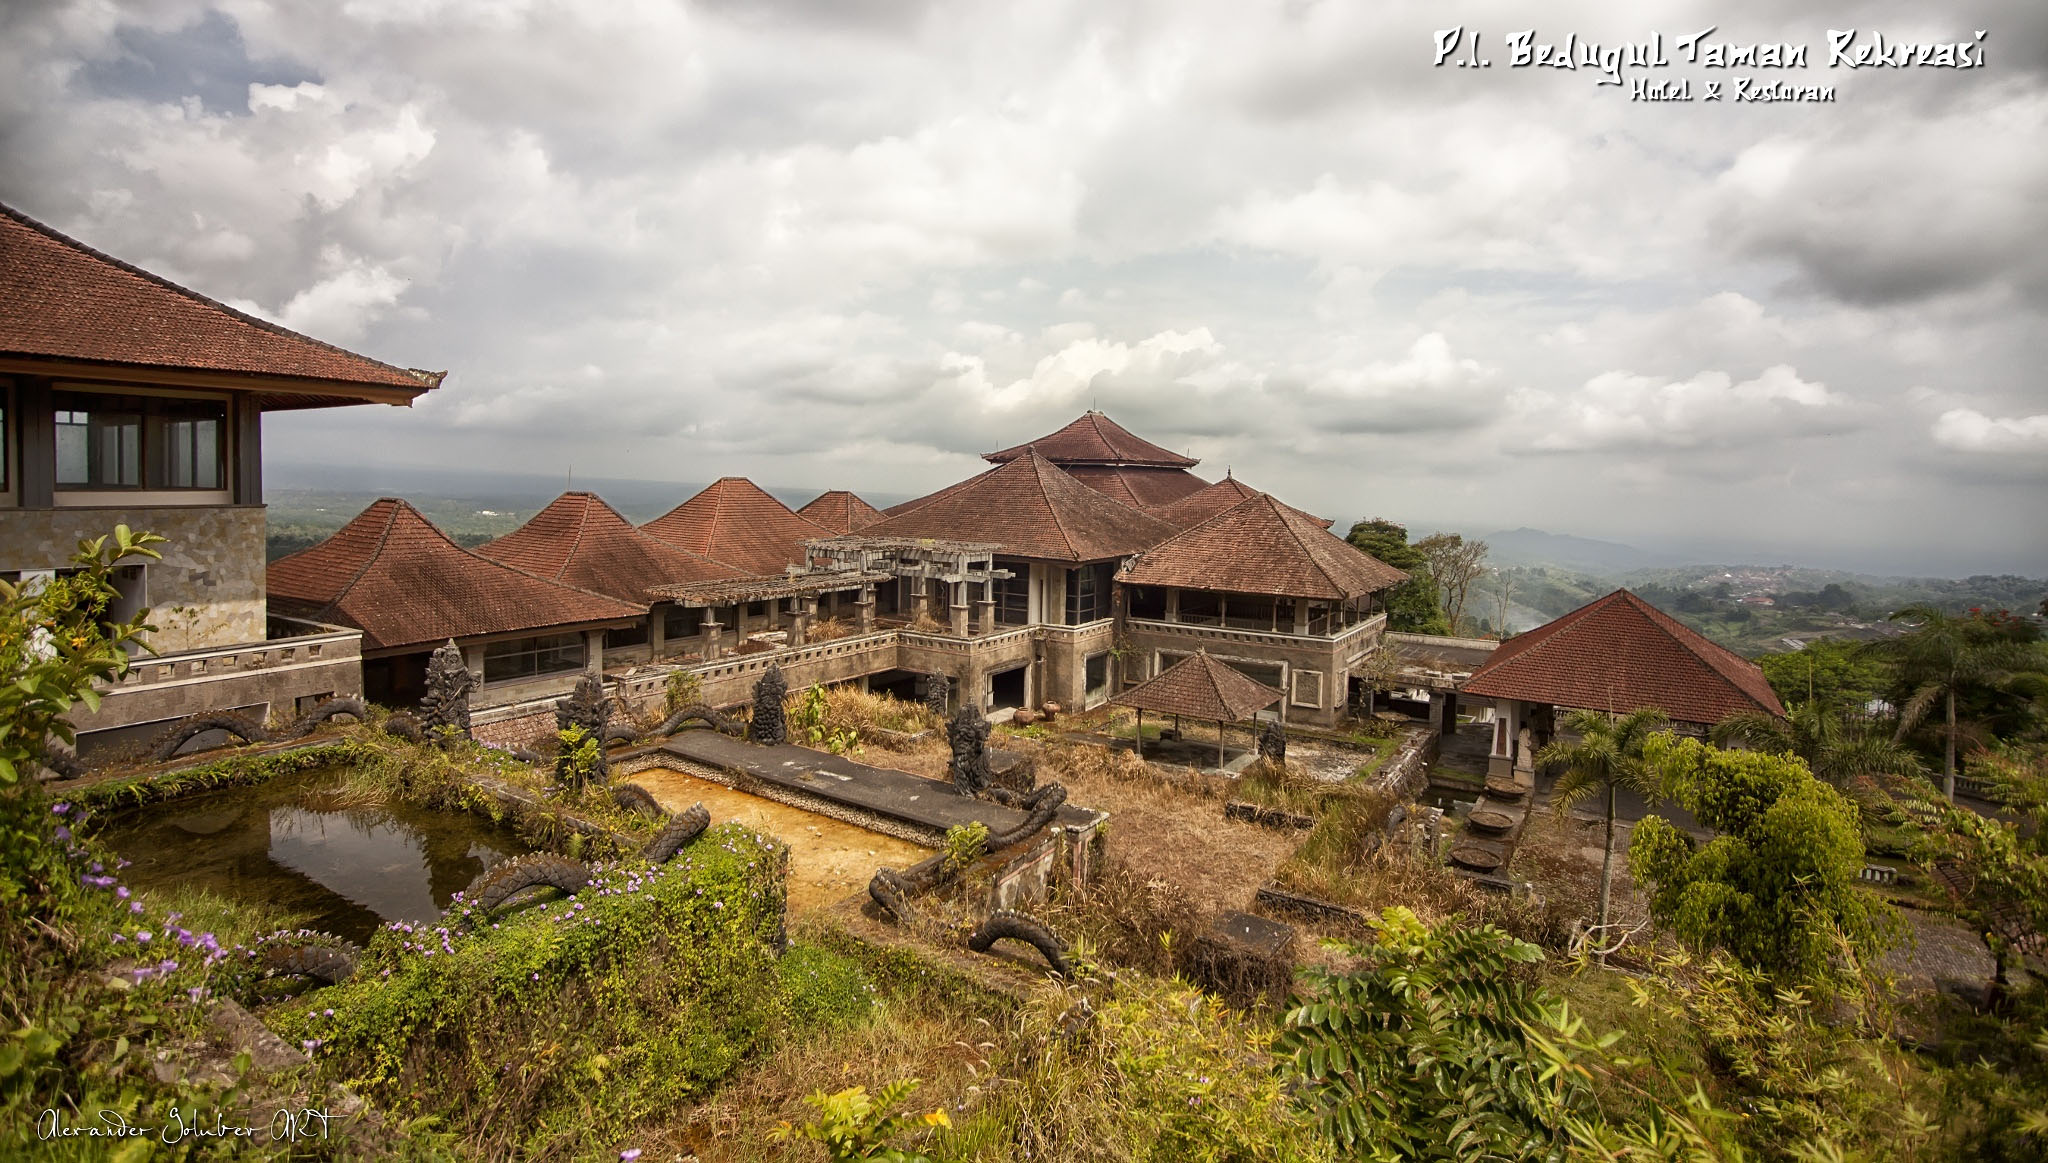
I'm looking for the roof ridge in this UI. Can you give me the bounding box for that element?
[0,202,442,388]
[1032,454,1083,560]
[1269,495,1339,593]
[1620,590,1777,710]
[558,493,594,582]
[324,499,405,612]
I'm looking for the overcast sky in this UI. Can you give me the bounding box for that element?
[3,0,2043,576]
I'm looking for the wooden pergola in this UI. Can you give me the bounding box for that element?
[1110,649,1283,768]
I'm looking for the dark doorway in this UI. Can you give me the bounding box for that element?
[989,665,1027,711]
[365,651,430,709]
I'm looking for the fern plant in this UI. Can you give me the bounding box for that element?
[769,1079,949,1162]
[1278,906,1586,1161]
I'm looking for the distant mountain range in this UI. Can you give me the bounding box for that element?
[1477,527,1679,574]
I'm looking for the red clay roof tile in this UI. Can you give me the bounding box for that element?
[1158,476,1333,529]
[1111,649,1283,721]
[1461,589,1787,725]
[983,410,1199,468]
[267,499,640,652]
[0,202,439,398]
[864,452,1180,563]
[795,489,886,534]
[1060,464,1212,512]
[1117,493,1405,600]
[640,477,836,577]
[476,492,739,603]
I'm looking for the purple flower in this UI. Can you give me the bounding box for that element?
[116,886,129,900]
[621,1151,642,1161]
[135,930,152,944]
[53,826,70,841]
[130,902,143,914]
[51,802,70,815]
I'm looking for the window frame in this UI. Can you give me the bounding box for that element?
[51,390,228,492]
[481,632,587,683]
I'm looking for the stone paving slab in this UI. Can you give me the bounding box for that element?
[659,732,1093,837]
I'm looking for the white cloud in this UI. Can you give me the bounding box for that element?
[1931,409,2048,455]
[1518,364,1849,453]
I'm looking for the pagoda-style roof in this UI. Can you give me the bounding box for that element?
[1118,493,1405,601]
[983,410,1199,468]
[796,489,886,534]
[476,492,738,604]
[1111,650,1282,722]
[863,452,1179,564]
[0,202,442,410]
[1462,589,1788,725]
[1158,475,1333,530]
[268,499,641,653]
[1061,464,1212,513]
[640,477,835,578]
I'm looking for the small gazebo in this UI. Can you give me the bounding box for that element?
[1110,649,1284,768]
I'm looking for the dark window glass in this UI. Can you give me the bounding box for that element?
[994,564,1030,626]
[604,622,649,649]
[1064,562,1113,625]
[1126,585,1166,620]
[52,392,224,490]
[482,632,586,682]
[662,604,704,640]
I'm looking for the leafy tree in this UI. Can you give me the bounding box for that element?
[1415,532,1489,636]
[1279,906,1587,1160]
[1,526,163,933]
[1755,638,1892,710]
[1537,708,1668,965]
[1345,518,1449,635]
[1712,696,1923,787]
[1629,735,1898,987]
[1872,605,2047,799]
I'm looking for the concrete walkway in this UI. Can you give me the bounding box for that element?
[657,733,1094,839]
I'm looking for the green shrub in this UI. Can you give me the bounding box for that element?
[273,823,795,1156]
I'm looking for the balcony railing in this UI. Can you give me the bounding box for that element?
[1126,611,1386,651]
[104,619,361,694]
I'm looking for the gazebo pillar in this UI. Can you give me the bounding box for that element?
[975,578,995,635]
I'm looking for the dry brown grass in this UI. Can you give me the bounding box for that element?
[807,616,856,643]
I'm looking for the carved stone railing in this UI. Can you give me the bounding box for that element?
[1126,612,1386,654]
[102,620,361,694]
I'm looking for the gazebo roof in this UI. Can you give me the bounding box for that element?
[1462,589,1787,725]
[1110,650,1283,722]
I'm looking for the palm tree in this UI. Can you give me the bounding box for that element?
[1712,697,1924,786]
[1536,707,1668,965]
[1871,605,2046,800]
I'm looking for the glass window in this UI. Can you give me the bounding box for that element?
[604,622,649,649]
[482,632,586,682]
[52,392,224,490]
[1064,562,1113,625]
[662,604,704,640]
[993,566,1030,626]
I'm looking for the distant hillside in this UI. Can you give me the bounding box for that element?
[1479,527,1674,573]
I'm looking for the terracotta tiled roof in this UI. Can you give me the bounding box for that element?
[1117,493,1406,600]
[640,477,836,577]
[1158,476,1333,530]
[0,202,441,403]
[1061,464,1212,512]
[863,453,1180,563]
[268,499,641,652]
[1462,589,1788,725]
[476,492,739,603]
[1111,649,1282,721]
[796,489,886,534]
[983,410,1199,468]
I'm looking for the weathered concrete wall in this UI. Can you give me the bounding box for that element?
[1039,621,1116,710]
[0,504,266,653]
[1123,617,1376,727]
[68,627,364,758]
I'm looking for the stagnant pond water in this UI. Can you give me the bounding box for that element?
[628,766,929,914]
[97,767,526,945]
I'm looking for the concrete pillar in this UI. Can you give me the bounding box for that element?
[703,613,724,661]
[1488,698,1522,779]
[856,584,875,633]
[975,598,995,636]
[584,629,606,675]
[949,581,969,637]
[1165,588,1180,623]
[648,607,667,658]
[790,596,814,648]
[1293,598,1310,635]
[912,580,932,622]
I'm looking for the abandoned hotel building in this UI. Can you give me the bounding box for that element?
[6,201,1782,772]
